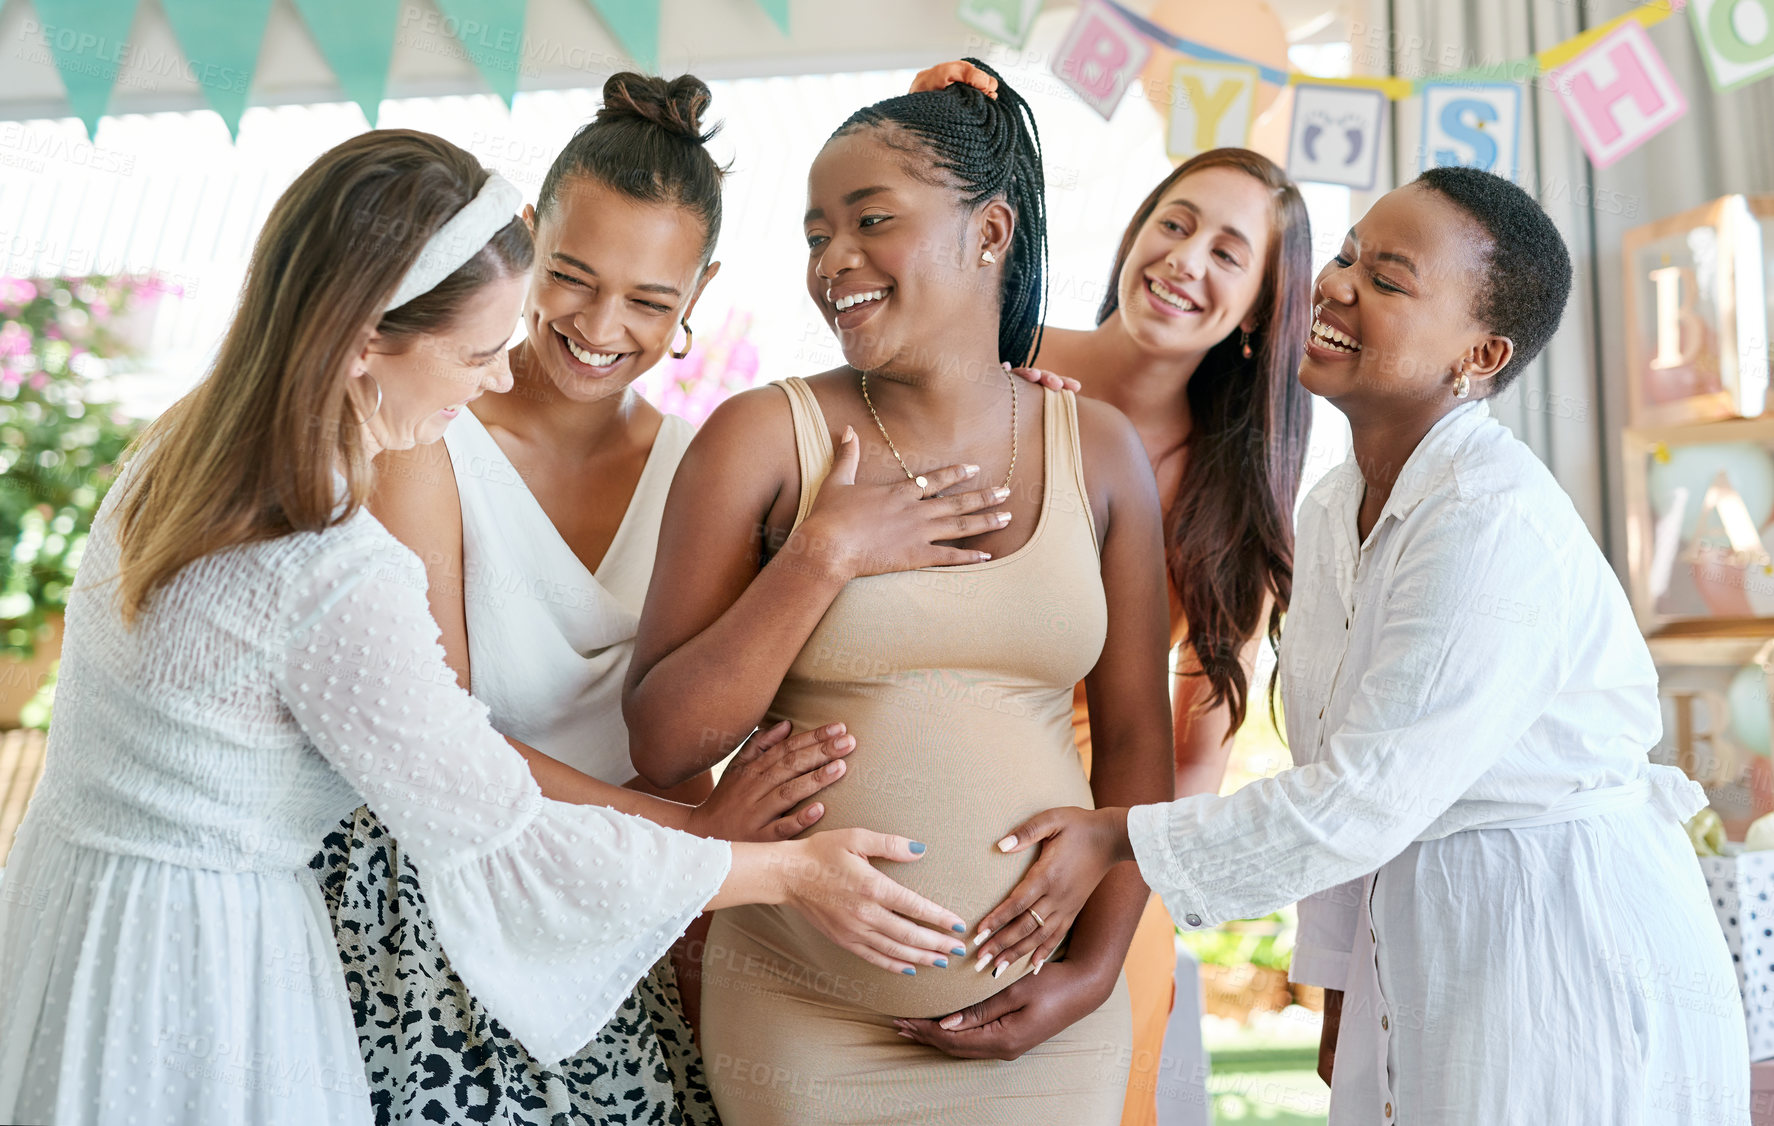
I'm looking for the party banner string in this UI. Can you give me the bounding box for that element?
[1100,0,1682,99]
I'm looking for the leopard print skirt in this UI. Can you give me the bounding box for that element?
[310,805,722,1126]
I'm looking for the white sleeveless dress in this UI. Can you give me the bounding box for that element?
[447,407,694,782]
[311,406,708,1126]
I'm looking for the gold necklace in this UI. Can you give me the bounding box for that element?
[859,367,1018,493]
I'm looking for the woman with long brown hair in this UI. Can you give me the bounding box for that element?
[901,63,1315,1126]
[0,129,967,1126]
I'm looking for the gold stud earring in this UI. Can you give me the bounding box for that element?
[670,318,693,360]
[980,249,996,265]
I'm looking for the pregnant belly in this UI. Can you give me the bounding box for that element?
[713,683,1093,1018]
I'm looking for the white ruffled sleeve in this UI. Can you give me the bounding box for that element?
[271,519,730,1065]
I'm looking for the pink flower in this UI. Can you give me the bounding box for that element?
[28,373,48,390]
[0,278,37,305]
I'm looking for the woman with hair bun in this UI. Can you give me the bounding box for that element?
[312,76,859,1126]
[626,60,1171,1123]
[0,127,967,1126]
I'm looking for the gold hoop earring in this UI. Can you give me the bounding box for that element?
[670,319,693,360]
[1453,368,1471,400]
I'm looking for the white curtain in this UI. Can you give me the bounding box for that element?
[1355,0,1774,569]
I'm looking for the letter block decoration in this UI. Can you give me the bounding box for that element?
[1646,635,1774,835]
[1690,0,1774,93]
[1549,19,1687,170]
[1623,195,1774,426]
[1285,83,1386,190]
[1418,82,1521,179]
[1051,0,1153,119]
[1165,61,1260,161]
[956,0,1045,48]
[1622,419,1774,633]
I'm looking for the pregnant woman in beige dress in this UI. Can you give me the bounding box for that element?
[624,62,1174,1123]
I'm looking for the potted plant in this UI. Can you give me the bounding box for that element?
[0,275,155,726]
[1186,910,1301,1023]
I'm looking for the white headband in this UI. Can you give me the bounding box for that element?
[383,172,525,313]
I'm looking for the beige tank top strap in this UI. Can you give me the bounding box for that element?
[774,377,834,532]
[774,377,1098,555]
[1047,387,1100,557]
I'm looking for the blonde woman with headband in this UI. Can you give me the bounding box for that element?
[0,129,968,1126]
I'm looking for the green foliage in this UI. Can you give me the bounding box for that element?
[1180,911,1296,972]
[0,276,152,659]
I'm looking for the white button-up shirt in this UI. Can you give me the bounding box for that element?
[1129,401,1745,1123]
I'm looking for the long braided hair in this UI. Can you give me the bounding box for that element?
[830,58,1048,367]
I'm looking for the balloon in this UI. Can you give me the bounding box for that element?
[1745,809,1774,852]
[1693,557,1755,617]
[1689,807,1727,855]
[1135,0,1290,163]
[1728,664,1772,757]
[1647,442,1774,543]
[1744,518,1774,616]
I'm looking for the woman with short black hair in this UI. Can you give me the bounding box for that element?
[983,167,1753,1125]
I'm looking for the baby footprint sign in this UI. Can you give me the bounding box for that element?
[1286,83,1387,189]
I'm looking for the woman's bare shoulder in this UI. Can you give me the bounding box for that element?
[370,440,461,529]
[688,382,795,451]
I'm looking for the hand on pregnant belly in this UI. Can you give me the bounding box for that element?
[687,720,855,841]
[972,805,1131,973]
[893,959,1112,1061]
[784,828,969,975]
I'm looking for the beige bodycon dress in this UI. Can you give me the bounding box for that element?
[700,378,1133,1125]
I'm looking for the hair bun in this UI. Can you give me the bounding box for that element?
[597,72,716,144]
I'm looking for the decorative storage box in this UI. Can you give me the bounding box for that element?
[1646,633,1774,838]
[1623,195,1773,427]
[1623,418,1774,633]
[1701,848,1774,1062]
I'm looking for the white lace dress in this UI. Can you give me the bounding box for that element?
[0,482,730,1126]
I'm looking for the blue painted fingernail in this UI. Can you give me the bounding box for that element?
[933,957,948,968]
[902,966,917,975]
[909,841,926,854]
[952,923,966,933]
[952,946,967,956]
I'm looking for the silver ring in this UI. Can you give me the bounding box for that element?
[1028,908,1045,928]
